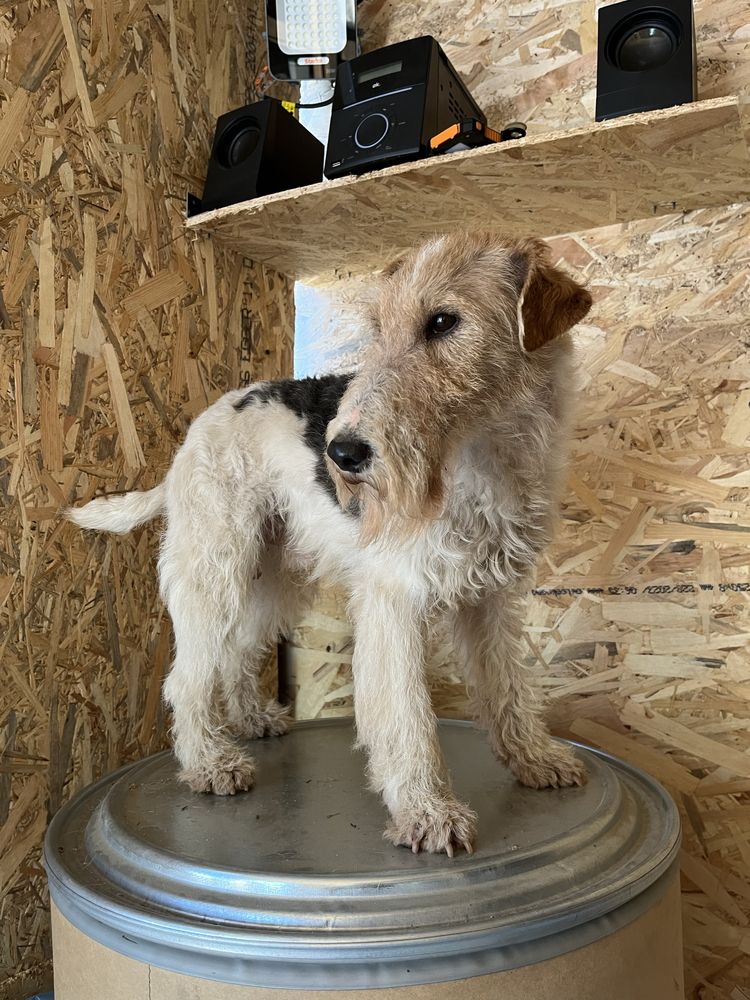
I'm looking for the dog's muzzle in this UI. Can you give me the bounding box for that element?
[327,435,373,476]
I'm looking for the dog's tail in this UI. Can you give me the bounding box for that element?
[66,484,166,534]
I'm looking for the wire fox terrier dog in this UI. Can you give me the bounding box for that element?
[69,232,592,856]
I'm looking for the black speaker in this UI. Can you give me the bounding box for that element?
[191,99,324,215]
[324,36,485,180]
[596,0,696,122]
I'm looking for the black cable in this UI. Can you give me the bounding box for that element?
[296,95,334,108]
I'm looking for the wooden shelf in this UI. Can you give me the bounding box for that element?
[187,96,750,282]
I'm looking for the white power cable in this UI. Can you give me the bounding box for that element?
[294,79,334,378]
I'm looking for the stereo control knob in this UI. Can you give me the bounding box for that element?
[354,113,390,149]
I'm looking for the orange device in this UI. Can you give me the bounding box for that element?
[430,119,526,154]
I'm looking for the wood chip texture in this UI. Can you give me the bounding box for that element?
[287,205,750,999]
[1,1,749,999]
[284,5,750,993]
[188,96,750,281]
[0,0,291,989]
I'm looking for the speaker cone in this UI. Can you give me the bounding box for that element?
[217,118,262,168]
[608,9,681,72]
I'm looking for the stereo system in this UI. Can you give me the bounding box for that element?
[596,0,696,121]
[324,36,485,180]
[191,6,699,215]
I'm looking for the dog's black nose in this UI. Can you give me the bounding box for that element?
[327,436,372,474]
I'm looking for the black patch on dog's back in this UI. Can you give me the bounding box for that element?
[234,374,355,505]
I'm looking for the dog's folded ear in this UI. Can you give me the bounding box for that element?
[510,239,592,352]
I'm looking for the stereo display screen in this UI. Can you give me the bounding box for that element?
[357,60,403,84]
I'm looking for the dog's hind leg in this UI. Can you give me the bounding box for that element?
[163,626,257,795]
[455,589,587,789]
[160,527,262,795]
[222,652,292,740]
[158,448,275,795]
[218,545,303,740]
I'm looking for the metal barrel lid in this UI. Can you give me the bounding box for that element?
[45,719,680,990]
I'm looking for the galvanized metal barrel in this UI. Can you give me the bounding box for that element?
[45,719,683,999]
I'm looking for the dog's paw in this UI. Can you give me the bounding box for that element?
[385,797,477,858]
[234,700,292,740]
[511,742,588,790]
[179,752,257,795]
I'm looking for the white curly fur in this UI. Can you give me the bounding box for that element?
[68,232,592,856]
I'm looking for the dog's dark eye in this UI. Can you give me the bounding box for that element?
[425,312,459,339]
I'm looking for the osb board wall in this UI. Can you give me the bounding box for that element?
[358,0,748,133]
[187,96,750,280]
[287,204,750,997]
[285,3,750,998]
[0,0,292,991]
[188,0,750,283]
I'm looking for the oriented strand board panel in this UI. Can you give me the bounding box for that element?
[357,0,750,133]
[1,0,748,998]
[286,202,750,997]
[0,0,292,991]
[187,96,750,281]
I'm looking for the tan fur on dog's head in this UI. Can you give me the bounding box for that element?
[326,232,592,542]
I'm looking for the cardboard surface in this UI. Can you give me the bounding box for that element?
[52,875,684,999]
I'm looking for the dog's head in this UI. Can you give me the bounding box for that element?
[325,232,592,541]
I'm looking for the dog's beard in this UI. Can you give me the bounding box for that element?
[325,452,444,545]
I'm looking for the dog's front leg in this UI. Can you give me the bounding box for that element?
[350,585,476,856]
[455,589,587,789]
